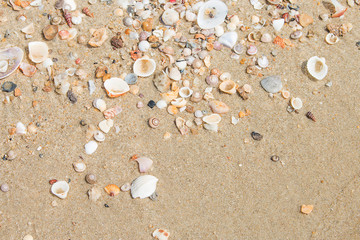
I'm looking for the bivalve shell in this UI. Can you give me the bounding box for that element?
[28,41,48,63]
[133,156,153,173]
[209,100,230,114]
[104,78,130,97]
[203,113,221,124]
[290,97,303,110]
[325,33,339,45]
[218,32,237,48]
[219,80,237,94]
[93,98,106,112]
[51,181,70,199]
[179,87,193,98]
[306,56,328,80]
[131,175,158,199]
[104,184,120,196]
[85,141,98,155]
[161,9,179,26]
[197,0,228,29]
[166,67,181,81]
[133,56,156,77]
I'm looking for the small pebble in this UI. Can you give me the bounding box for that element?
[147,100,156,108]
[325,81,332,87]
[136,101,144,108]
[251,131,263,141]
[356,41,360,49]
[23,234,33,240]
[104,203,109,208]
[1,183,9,192]
[7,150,16,160]
[67,90,77,104]
[300,205,314,214]
[271,155,280,162]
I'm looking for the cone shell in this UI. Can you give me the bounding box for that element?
[131,175,158,199]
[219,80,237,94]
[28,41,49,63]
[104,78,130,97]
[104,184,120,196]
[51,181,70,199]
[133,57,156,77]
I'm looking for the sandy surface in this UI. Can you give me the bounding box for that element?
[0,0,360,239]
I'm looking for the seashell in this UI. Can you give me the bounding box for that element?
[132,19,141,30]
[175,117,189,135]
[257,55,269,68]
[71,16,82,25]
[248,31,262,42]
[51,15,62,25]
[156,100,167,109]
[73,161,86,173]
[261,75,282,93]
[247,45,258,55]
[161,9,179,26]
[205,75,218,87]
[88,187,101,201]
[138,41,150,52]
[93,98,106,112]
[166,67,181,81]
[331,0,347,18]
[85,174,96,184]
[123,17,133,26]
[28,41,48,63]
[232,44,244,55]
[60,0,76,11]
[99,119,113,133]
[192,58,203,69]
[153,229,170,240]
[148,117,160,128]
[290,97,303,110]
[171,98,187,108]
[190,91,202,103]
[21,23,34,34]
[58,30,70,40]
[132,155,153,173]
[251,131,263,141]
[94,130,105,142]
[219,80,237,94]
[104,184,120,196]
[306,111,316,122]
[273,19,285,32]
[0,60,8,73]
[131,175,158,199]
[19,62,36,77]
[186,10,196,22]
[43,25,58,40]
[167,105,178,115]
[133,56,156,77]
[68,28,77,40]
[325,33,339,45]
[203,113,221,124]
[85,141,98,155]
[0,47,24,80]
[163,28,176,42]
[281,90,290,99]
[204,123,218,132]
[306,56,328,80]
[261,33,272,43]
[197,0,228,29]
[179,87,193,98]
[175,59,187,70]
[218,32,237,48]
[104,78,130,97]
[16,122,27,134]
[103,106,122,119]
[88,28,108,47]
[209,100,230,114]
[6,150,16,160]
[51,181,70,199]
[121,183,131,192]
[290,30,303,39]
[214,25,224,37]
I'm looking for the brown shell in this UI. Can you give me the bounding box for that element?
[104,184,120,196]
[306,111,316,122]
[148,117,160,128]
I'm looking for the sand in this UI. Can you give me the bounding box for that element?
[0,0,360,239]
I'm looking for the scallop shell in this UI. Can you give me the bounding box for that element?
[73,161,86,173]
[94,130,105,142]
[179,87,193,98]
[219,80,236,94]
[203,113,221,124]
[85,141,98,155]
[131,175,158,199]
[290,97,303,110]
[197,0,228,29]
[133,56,156,77]
[104,184,120,196]
[166,67,181,81]
[325,33,339,45]
[133,156,153,173]
[306,56,328,80]
[28,41,48,63]
[161,9,179,26]
[104,78,130,97]
[93,98,106,112]
[218,32,238,48]
[51,181,70,199]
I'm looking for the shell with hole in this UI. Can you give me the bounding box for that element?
[104,78,130,97]
[131,175,158,199]
[306,56,328,80]
[28,41,49,63]
[290,97,303,110]
[219,80,237,94]
[0,47,24,80]
[51,181,70,199]
[197,0,228,29]
[133,56,156,77]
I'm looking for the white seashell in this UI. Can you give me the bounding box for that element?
[56,81,70,95]
[16,122,27,134]
[325,33,339,45]
[162,9,179,25]
[72,16,82,25]
[30,0,42,6]
[104,78,130,97]
[163,28,176,42]
[0,60,9,73]
[219,80,237,94]
[306,56,328,80]
[68,28,78,40]
[94,130,105,142]
[138,41,150,52]
[227,22,236,31]
[62,0,76,11]
[185,10,197,22]
[204,123,218,132]
[171,98,187,107]
[257,55,269,68]
[215,25,224,37]
[203,113,221,124]
[231,116,239,125]
[73,161,86,172]
[0,47,24,80]
[51,181,70,199]
[175,59,187,70]
[261,33,272,43]
[273,19,285,32]
[93,98,106,112]
[152,29,163,38]
[87,187,101,202]
[99,119,113,133]
[197,0,228,29]
[28,41,49,63]
[290,97,303,110]
[156,100,167,109]
[153,229,170,240]
[21,23,35,34]
[133,57,156,77]
[167,67,181,81]
[179,87,193,98]
[218,32,237,48]
[133,156,153,173]
[220,72,231,81]
[85,141,98,155]
[194,110,203,118]
[65,68,76,76]
[130,175,158,199]
[230,15,240,25]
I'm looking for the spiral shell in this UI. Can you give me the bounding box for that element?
[85,173,97,184]
[148,117,160,128]
[306,111,316,122]
[63,9,72,28]
[103,106,122,119]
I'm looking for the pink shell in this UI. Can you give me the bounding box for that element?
[134,156,153,173]
[103,106,122,119]
[247,45,258,55]
[213,41,223,51]
[19,62,37,77]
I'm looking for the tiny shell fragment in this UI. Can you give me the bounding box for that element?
[301,205,314,214]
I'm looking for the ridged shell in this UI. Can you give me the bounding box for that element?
[51,181,70,199]
[131,175,158,199]
[197,0,228,29]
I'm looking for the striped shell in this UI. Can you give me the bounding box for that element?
[103,106,122,119]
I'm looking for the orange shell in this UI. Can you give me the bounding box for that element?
[104,184,120,196]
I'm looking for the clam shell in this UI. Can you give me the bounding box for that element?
[306,56,328,80]
[219,80,237,94]
[0,47,23,80]
[133,156,153,173]
[73,161,86,173]
[93,98,106,112]
[171,97,187,108]
[290,97,303,110]
[161,9,179,26]
[261,33,272,43]
[325,33,339,45]
[260,75,282,93]
[104,78,130,97]
[133,57,156,77]
[94,130,105,142]
[166,67,181,81]
[197,0,228,29]
[179,87,193,98]
[85,141,98,155]
[131,175,158,199]
[257,55,269,68]
[51,181,70,199]
[104,184,120,196]
[99,119,113,133]
[16,122,27,134]
[203,113,221,124]
[28,41,49,63]
[156,100,167,109]
[175,59,187,70]
[218,32,238,48]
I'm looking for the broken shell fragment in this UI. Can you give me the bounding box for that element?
[104,78,130,97]
[28,41,48,63]
[175,117,189,135]
[257,55,269,68]
[218,32,237,48]
[103,106,122,119]
[331,0,347,18]
[203,113,221,124]
[325,33,339,45]
[260,75,282,93]
[153,229,170,240]
[131,175,158,199]
[209,100,230,114]
[161,9,179,26]
[166,67,181,81]
[85,141,98,155]
[99,119,113,133]
[0,47,24,80]
[73,161,86,173]
[132,156,153,173]
[43,25,58,40]
[133,57,156,77]
[121,183,131,192]
[88,187,101,201]
[290,97,303,110]
[94,130,105,142]
[219,80,236,94]
[19,62,37,77]
[306,56,328,80]
[197,0,228,29]
[88,28,108,47]
[21,23,35,34]
[51,181,70,199]
[171,98,187,108]
[93,98,106,112]
[104,184,120,196]
[273,19,284,32]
